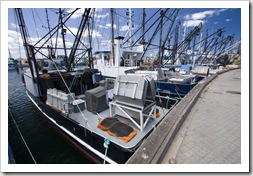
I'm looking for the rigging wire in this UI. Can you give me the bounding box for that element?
[31,9,40,39]
[34,9,46,28]
[49,55,93,133]
[13,10,23,60]
[94,8,109,51]
[123,8,162,46]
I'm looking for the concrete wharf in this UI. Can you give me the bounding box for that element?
[126,68,242,165]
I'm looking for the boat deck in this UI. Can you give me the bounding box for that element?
[68,104,169,150]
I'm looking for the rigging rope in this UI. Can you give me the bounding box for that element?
[103,137,110,164]
[8,107,37,164]
[49,56,93,132]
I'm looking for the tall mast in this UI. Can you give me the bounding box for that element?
[191,35,197,65]
[172,21,179,65]
[67,8,91,71]
[14,8,41,96]
[158,10,164,64]
[128,8,132,50]
[15,8,36,79]
[142,8,146,45]
[203,29,208,52]
[110,8,115,65]
[59,8,68,60]
[126,8,133,50]
[45,8,54,49]
[87,13,93,69]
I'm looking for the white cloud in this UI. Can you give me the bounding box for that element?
[66,8,84,19]
[226,19,232,22]
[216,8,228,14]
[184,9,228,21]
[191,10,216,20]
[95,8,103,12]
[105,23,116,29]
[85,30,102,38]
[10,23,19,29]
[67,8,109,19]
[183,8,228,28]
[183,20,204,27]
[67,27,78,35]
[120,25,129,32]
[8,30,26,58]
[184,14,191,20]
[214,22,218,25]
[8,30,22,48]
[98,24,108,29]
[95,12,109,19]
[64,26,102,39]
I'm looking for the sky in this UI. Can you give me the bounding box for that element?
[8,7,241,59]
[1,1,250,173]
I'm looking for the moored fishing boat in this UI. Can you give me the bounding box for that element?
[15,8,179,164]
[8,58,16,70]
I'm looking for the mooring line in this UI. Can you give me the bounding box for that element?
[8,106,37,164]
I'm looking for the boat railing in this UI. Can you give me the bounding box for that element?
[124,59,137,67]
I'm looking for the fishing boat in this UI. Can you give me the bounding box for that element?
[15,8,179,164]
[16,7,237,164]
[8,58,16,70]
[8,48,17,70]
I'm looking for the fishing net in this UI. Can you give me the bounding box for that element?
[97,117,137,143]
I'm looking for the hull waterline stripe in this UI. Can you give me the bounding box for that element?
[26,91,117,164]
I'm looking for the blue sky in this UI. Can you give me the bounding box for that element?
[8,8,241,59]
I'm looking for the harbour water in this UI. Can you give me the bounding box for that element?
[8,69,94,164]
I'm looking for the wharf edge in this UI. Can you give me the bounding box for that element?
[126,68,239,164]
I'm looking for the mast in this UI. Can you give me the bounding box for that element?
[172,21,179,65]
[45,8,54,50]
[203,29,208,52]
[87,12,93,69]
[68,8,91,71]
[110,8,115,65]
[158,10,164,64]
[126,8,133,50]
[15,8,41,96]
[228,35,234,61]
[142,8,146,45]
[59,8,68,60]
[15,8,36,80]
[160,9,180,65]
[192,35,197,65]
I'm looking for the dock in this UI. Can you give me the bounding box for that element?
[126,67,241,164]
